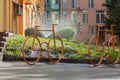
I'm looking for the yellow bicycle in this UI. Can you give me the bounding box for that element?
[88,24,120,66]
[22,24,64,65]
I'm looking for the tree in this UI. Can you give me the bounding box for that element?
[104,0,120,36]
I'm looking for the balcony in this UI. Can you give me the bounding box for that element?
[23,0,32,4]
[18,0,23,4]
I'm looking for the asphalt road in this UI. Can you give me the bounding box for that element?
[0,62,120,80]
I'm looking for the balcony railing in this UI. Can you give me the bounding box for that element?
[23,0,32,4]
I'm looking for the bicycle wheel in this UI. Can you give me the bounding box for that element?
[40,42,50,58]
[88,35,104,66]
[102,41,109,59]
[107,35,120,64]
[47,36,64,64]
[22,36,41,65]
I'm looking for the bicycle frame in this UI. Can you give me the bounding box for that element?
[22,23,64,65]
[35,24,58,48]
[87,24,119,66]
[95,24,115,51]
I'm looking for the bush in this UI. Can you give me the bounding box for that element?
[25,27,44,37]
[56,27,76,41]
[4,34,25,56]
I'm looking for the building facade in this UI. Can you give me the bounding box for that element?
[0,0,109,43]
[0,0,23,34]
[60,0,107,43]
[0,0,4,32]
[44,0,108,43]
[44,0,60,24]
[0,0,45,34]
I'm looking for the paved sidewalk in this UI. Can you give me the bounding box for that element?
[0,62,120,80]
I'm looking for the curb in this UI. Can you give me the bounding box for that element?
[2,55,116,64]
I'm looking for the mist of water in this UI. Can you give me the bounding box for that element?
[33,16,76,38]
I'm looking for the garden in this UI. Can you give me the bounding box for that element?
[3,26,88,59]
[3,26,118,62]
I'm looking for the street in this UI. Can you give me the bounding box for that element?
[0,62,120,80]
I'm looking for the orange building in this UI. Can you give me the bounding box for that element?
[0,0,20,34]
[0,0,32,35]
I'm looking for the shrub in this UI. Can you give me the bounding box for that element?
[56,27,76,41]
[25,27,44,37]
[4,34,25,56]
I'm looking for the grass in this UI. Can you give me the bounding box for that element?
[3,34,120,60]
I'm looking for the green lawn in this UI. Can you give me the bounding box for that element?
[3,34,119,60]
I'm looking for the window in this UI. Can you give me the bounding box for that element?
[71,0,76,8]
[55,0,59,4]
[45,0,49,3]
[44,12,50,21]
[106,0,112,9]
[82,11,88,24]
[52,12,59,23]
[89,26,94,36]
[15,4,23,15]
[96,11,104,23]
[88,0,94,8]
[63,11,67,21]
[52,0,59,9]
[45,0,50,11]
[71,11,76,24]
[106,0,111,4]
[63,0,67,9]
[55,12,59,20]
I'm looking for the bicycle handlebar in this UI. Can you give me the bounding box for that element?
[98,24,115,29]
[35,25,41,28]
[34,23,58,32]
[35,23,58,28]
[52,23,58,26]
[97,24,115,34]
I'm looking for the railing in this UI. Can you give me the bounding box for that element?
[23,0,32,4]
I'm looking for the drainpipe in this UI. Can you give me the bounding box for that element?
[2,0,4,31]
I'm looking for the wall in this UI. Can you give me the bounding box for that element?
[60,0,106,43]
[3,0,13,32]
[0,0,24,35]
[0,0,3,32]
